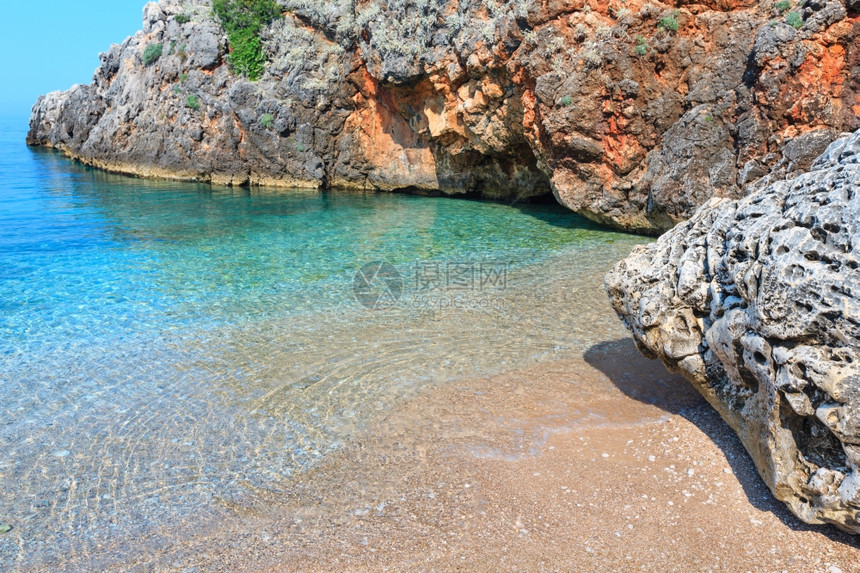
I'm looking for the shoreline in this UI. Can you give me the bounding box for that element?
[22,141,663,235]
[47,341,860,571]
[257,346,860,572]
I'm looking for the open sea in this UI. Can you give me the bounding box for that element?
[0,113,650,570]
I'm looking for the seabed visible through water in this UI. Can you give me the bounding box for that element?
[0,115,659,569]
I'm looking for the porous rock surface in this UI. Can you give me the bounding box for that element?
[606,129,860,532]
[27,0,860,232]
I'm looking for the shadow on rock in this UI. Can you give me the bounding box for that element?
[507,199,616,231]
[584,337,860,547]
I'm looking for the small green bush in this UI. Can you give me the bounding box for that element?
[775,0,791,12]
[634,36,649,56]
[657,13,680,33]
[226,26,266,80]
[259,113,274,129]
[179,72,189,83]
[186,94,200,110]
[213,0,282,81]
[785,11,803,28]
[143,43,163,66]
[560,95,573,107]
[175,13,191,24]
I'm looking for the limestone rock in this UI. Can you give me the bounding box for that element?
[606,129,860,533]
[27,0,860,232]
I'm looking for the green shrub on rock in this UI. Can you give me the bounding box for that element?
[259,113,274,129]
[657,12,680,33]
[775,0,791,13]
[213,0,282,81]
[785,11,803,28]
[143,43,163,66]
[186,94,200,110]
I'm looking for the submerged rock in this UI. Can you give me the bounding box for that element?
[27,0,860,233]
[606,129,860,533]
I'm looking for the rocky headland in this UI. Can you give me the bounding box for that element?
[26,0,860,233]
[607,129,860,533]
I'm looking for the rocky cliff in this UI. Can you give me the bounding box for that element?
[606,129,860,532]
[27,0,860,232]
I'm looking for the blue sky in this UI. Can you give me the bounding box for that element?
[0,1,145,116]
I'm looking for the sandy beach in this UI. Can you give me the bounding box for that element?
[69,339,857,572]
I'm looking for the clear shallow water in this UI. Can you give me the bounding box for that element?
[0,114,649,569]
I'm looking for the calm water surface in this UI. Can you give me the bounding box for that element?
[0,114,648,569]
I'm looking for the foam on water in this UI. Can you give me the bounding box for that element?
[0,114,650,569]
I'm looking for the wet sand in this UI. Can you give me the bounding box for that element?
[76,340,860,572]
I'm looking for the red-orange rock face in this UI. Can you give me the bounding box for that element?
[27,0,860,233]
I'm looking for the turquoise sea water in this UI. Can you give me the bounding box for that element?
[0,113,648,569]
[1,131,618,357]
